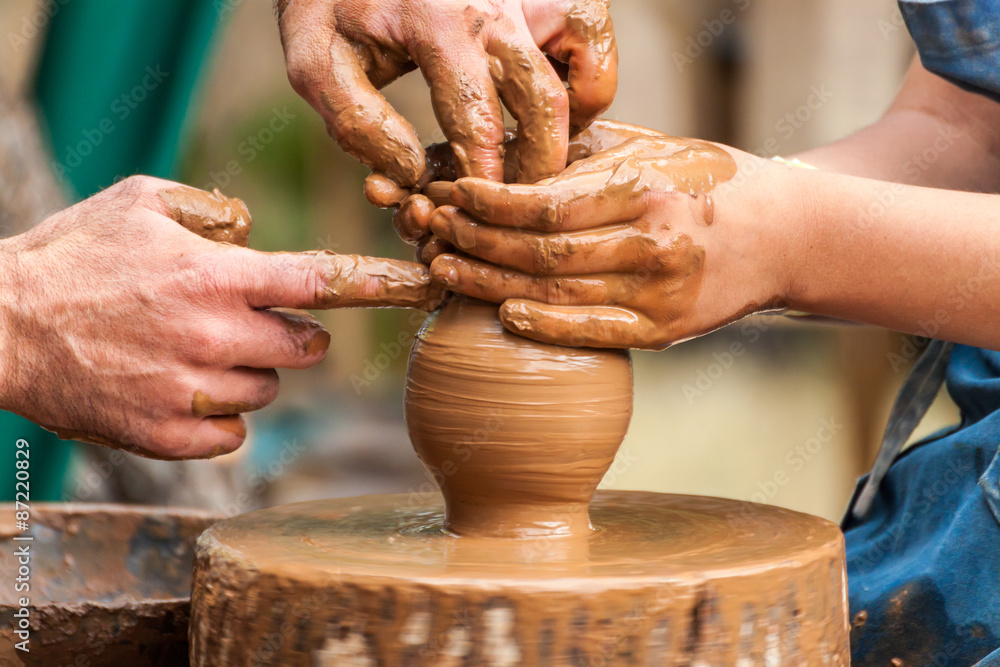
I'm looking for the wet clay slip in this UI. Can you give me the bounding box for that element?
[158,186,252,246]
[191,299,849,666]
[191,490,847,665]
[0,504,218,666]
[404,297,632,538]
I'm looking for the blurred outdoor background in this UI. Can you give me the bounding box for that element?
[1,0,959,523]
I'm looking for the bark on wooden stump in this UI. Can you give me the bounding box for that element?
[190,492,849,666]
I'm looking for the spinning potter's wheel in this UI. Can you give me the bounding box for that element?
[190,299,849,666]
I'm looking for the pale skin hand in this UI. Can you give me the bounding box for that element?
[0,176,440,460]
[277,0,617,187]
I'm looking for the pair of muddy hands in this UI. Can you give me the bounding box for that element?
[275,0,783,350]
[6,0,786,461]
[277,0,617,186]
[369,120,779,350]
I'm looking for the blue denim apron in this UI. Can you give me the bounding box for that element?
[844,3,1000,664]
[845,346,1000,665]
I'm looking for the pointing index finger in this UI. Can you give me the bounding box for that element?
[273,251,444,311]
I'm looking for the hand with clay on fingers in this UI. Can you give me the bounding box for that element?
[425,120,795,349]
[0,176,441,461]
[277,0,617,191]
[369,120,641,266]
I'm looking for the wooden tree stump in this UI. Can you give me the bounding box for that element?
[190,299,848,666]
[190,492,848,666]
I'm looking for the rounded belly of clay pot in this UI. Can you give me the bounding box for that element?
[404,297,633,538]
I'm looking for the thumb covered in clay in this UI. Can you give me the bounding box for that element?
[241,249,444,312]
[365,120,653,262]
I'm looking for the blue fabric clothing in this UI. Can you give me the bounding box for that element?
[843,4,1000,665]
[899,0,1000,103]
[844,346,1000,665]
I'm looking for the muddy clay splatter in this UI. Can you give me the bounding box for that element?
[158,186,252,246]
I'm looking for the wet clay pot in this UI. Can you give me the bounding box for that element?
[404,297,633,538]
[189,297,850,666]
[0,503,219,667]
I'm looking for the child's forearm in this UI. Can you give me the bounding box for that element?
[786,169,1000,350]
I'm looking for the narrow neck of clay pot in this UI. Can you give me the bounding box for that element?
[444,499,593,539]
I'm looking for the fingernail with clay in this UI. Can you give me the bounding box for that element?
[422,181,454,207]
[305,329,331,356]
[429,209,453,238]
[450,180,475,207]
[432,261,458,287]
[209,417,247,440]
[364,173,410,208]
[453,220,477,251]
[500,302,532,332]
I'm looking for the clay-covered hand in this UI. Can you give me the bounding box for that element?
[426,121,794,349]
[366,120,647,265]
[277,0,617,187]
[0,176,441,460]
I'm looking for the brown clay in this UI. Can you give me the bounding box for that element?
[190,301,849,665]
[0,504,219,667]
[416,235,454,265]
[405,297,632,538]
[156,184,439,311]
[414,39,507,181]
[487,40,566,184]
[557,134,737,197]
[364,142,460,210]
[158,186,252,246]
[207,416,247,439]
[549,0,619,133]
[286,250,444,310]
[363,172,411,208]
[318,43,426,188]
[303,328,332,355]
[190,492,849,666]
[393,193,436,245]
[424,121,738,349]
[421,181,454,208]
[188,112,846,664]
[191,390,256,418]
[374,121,660,259]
